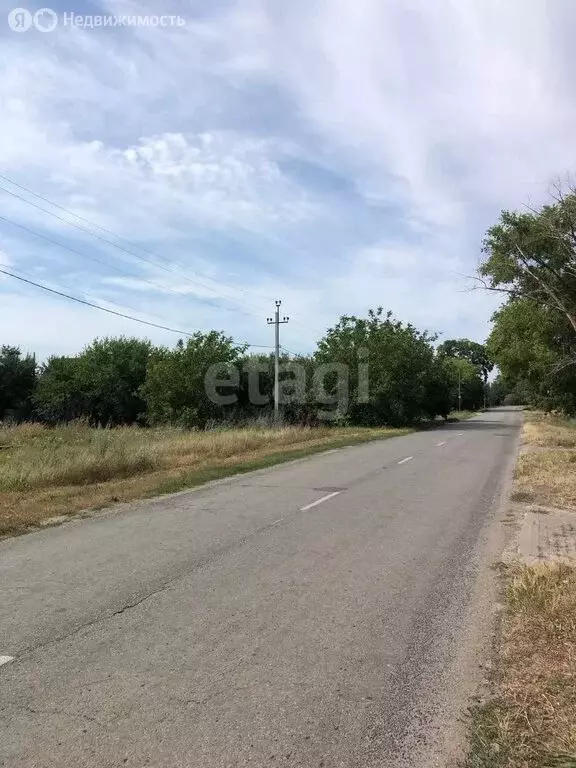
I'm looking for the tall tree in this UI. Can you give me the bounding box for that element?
[479,186,576,335]
[0,345,36,420]
[34,356,81,422]
[437,339,493,383]
[315,307,448,425]
[440,356,485,411]
[487,299,576,413]
[143,331,245,428]
[34,337,153,425]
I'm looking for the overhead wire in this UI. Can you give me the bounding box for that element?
[0,267,275,350]
[0,214,209,303]
[0,213,263,320]
[0,175,272,310]
[0,172,327,336]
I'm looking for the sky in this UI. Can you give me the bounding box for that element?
[1,0,575,361]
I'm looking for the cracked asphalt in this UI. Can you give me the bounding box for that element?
[0,408,522,767]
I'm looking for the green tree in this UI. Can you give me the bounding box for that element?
[0,345,36,420]
[440,356,485,411]
[479,187,576,336]
[487,375,509,407]
[480,184,576,413]
[77,337,152,425]
[143,331,245,427]
[437,339,493,383]
[315,308,447,425]
[34,356,81,422]
[487,299,576,413]
[34,337,153,424]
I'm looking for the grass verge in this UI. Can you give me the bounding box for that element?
[514,451,576,508]
[0,422,410,536]
[512,412,576,509]
[523,412,576,448]
[464,411,576,767]
[464,563,576,768]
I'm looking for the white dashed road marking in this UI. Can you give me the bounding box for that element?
[300,491,342,511]
[397,456,413,465]
[0,656,14,667]
[436,441,447,447]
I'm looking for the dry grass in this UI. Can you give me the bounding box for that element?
[465,410,576,767]
[515,452,576,509]
[523,412,576,448]
[511,412,576,509]
[0,421,407,535]
[465,564,576,768]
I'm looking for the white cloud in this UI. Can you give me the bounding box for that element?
[258,0,576,227]
[0,251,12,268]
[1,0,575,358]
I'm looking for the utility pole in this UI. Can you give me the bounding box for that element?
[267,300,289,422]
[458,369,462,413]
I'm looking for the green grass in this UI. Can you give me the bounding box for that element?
[464,701,512,768]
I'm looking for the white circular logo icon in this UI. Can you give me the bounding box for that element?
[7,7,32,31]
[33,7,57,32]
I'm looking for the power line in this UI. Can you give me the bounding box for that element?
[0,267,202,337]
[0,214,199,303]
[0,183,264,312]
[0,266,275,350]
[3,264,212,335]
[0,174,273,309]
[0,173,326,336]
[280,346,301,357]
[0,213,259,318]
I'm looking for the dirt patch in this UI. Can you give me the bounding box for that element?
[507,508,576,565]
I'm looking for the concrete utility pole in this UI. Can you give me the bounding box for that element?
[458,369,462,413]
[267,300,289,422]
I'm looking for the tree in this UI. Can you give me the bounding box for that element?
[34,337,153,425]
[315,308,448,425]
[479,186,576,337]
[34,356,82,422]
[437,339,493,383]
[440,356,485,411]
[487,299,576,413]
[487,375,509,407]
[0,345,36,420]
[143,331,245,427]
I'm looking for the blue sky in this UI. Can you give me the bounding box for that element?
[1,0,576,360]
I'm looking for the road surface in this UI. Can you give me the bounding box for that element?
[0,408,521,767]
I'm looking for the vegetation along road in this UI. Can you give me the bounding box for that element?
[0,407,521,767]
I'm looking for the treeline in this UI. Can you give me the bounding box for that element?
[481,182,576,414]
[0,308,495,428]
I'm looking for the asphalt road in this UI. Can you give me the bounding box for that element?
[0,408,522,768]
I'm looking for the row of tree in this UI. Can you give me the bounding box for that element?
[0,308,494,428]
[8,178,575,424]
[480,182,576,414]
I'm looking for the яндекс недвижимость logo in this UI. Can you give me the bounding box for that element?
[7,7,58,32]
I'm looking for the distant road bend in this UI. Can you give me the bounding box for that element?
[0,408,522,767]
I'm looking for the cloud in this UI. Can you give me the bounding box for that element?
[1,0,575,358]
[258,0,576,225]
